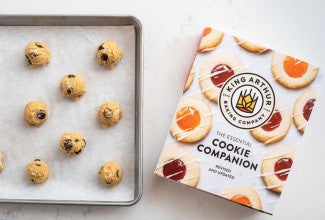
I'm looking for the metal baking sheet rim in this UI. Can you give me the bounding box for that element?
[0,15,143,206]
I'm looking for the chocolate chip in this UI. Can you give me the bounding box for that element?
[29,52,38,58]
[34,159,40,161]
[74,149,82,155]
[35,43,44,48]
[104,108,113,119]
[67,74,75,78]
[27,58,32,65]
[31,179,34,182]
[64,139,73,151]
[105,180,112,186]
[67,87,73,95]
[116,170,119,177]
[98,45,104,50]
[101,54,108,62]
[35,163,41,166]
[82,139,86,145]
[36,110,46,120]
[75,139,79,142]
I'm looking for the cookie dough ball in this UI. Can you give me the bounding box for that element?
[98,102,122,128]
[25,41,51,66]
[60,74,86,101]
[60,132,86,155]
[0,152,4,172]
[26,159,50,184]
[98,162,123,187]
[96,40,123,68]
[24,101,48,127]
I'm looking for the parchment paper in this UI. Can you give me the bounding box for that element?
[0,25,136,202]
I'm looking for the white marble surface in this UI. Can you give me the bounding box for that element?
[0,0,325,219]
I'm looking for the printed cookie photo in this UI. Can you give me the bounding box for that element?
[293,90,317,134]
[199,52,245,102]
[234,37,268,54]
[183,66,195,92]
[261,146,295,193]
[170,96,212,143]
[221,185,262,210]
[272,53,318,89]
[198,27,224,53]
[155,146,200,187]
[250,103,291,145]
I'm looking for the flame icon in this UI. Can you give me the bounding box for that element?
[236,89,258,113]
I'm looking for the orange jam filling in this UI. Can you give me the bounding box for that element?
[283,56,308,78]
[202,27,212,37]
[231,195,252,207]
[176,106,201,131]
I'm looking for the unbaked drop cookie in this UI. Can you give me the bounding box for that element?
[60,132,86,155]
[26,159,50,184]
[98,162,123,187]
[25,41,51,66]
[60,74,86,101]
[97,40,123,68]
[24,101,48,127]
[98,102,122,128]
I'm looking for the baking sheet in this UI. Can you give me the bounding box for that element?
[0,24,137,203]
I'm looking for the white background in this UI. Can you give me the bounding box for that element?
[0,0,325,219]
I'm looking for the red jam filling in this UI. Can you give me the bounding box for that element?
[303,99,316,121]
[163,159,186,181]
[231,195,252,207]
[274,158,293,181]
[210,64,234,88]
[261,110,282,132]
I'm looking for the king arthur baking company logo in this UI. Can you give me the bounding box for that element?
[219,73,275,129]
[236,89,258,113]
